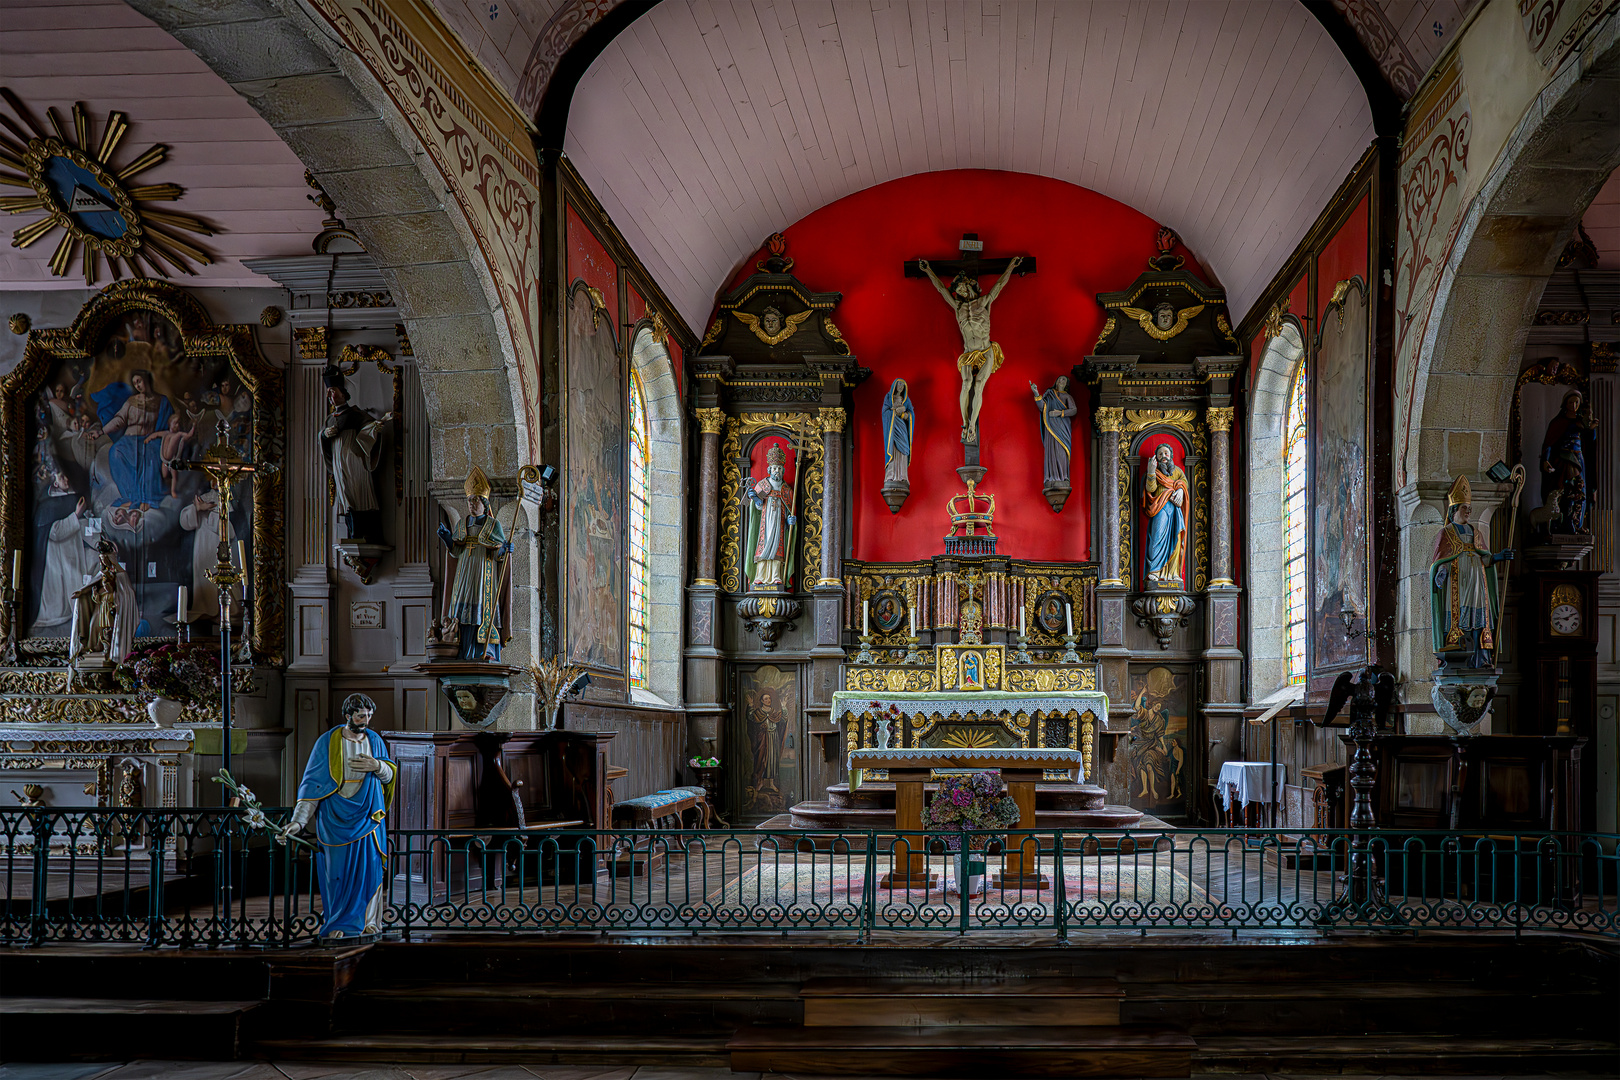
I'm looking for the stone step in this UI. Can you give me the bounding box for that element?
[1121,979,1616,1035]
[335,980,804,1033]
[800,976,1122,1027]
[1192,1033,1620,1074]
[254,1031,731,1065]
[827,781,1108,811]
[1,997,263,1061]
[727,1023,1194,1077]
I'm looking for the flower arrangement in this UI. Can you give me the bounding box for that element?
[529,657,588,729]
[866,701,903,747]
[688,755,720,769]
[213,769,314,850]
[115,642,220,705]
[920,771,1020,852]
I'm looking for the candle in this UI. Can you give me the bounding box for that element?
[9,549,19,590]
[1065,603,1073,637]
[177,585,187,621]
[862,599,870,635]
[235,539,246,570]
[909,606,916,636]
[1019,605,1026,637]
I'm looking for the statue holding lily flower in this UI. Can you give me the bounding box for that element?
[280,693,397,940]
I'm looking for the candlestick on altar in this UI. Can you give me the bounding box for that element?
[854,634,877,666]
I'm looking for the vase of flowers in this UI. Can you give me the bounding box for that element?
[115,642,222,723]
[920,771,1020,897]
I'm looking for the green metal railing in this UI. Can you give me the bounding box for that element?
[3,808,1616,945]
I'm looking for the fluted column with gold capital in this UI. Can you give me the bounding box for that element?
[1207,406,1235,586]
[693,408,725,586]
[1095,407,1125,585]
[816,407,846,590]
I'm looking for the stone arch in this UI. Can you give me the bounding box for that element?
[629,323,685,706]
[126,0,526,481]
[1399,17,1620,689]
[1246,319,1307,698]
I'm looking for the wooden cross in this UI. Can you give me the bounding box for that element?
[902,233,1037,281]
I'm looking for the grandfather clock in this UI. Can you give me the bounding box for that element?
[1522,569,1599,829]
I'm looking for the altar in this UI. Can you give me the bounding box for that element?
[849,746,1087,889]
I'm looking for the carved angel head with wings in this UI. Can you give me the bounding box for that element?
[1117,301,1205,342]
[733,305,813,346]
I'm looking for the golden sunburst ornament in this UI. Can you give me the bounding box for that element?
[0,87,213,285]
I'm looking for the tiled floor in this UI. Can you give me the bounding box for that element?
[0,1067,1584,1080]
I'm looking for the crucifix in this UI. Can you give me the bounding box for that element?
[175,418,265,796]
[905,234,1035,461]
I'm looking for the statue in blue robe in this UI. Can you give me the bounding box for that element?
[284,694,396,940]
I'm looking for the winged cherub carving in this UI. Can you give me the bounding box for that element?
[1118,301,1205,342]
[733,306,813,346]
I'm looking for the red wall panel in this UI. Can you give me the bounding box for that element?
[1316,195,1370,316]
[723,170,1206,564]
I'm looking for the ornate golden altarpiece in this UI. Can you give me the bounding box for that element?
[0,281,282,819]
[836,643,1106,784]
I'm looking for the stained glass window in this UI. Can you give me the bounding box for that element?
[1284,357,1309,685]
[628,369,650,689]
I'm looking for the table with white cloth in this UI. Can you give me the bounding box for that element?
[1214,760,1286,826]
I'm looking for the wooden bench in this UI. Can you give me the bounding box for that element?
[611,786,712,830]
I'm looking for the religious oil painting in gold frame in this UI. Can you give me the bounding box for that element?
[737,663,798,819]
[1127,665,1189,818]
[0,280,285,665]
[1311,277,1370,672]
[563,278,625,683]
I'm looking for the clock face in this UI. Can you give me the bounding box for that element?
[1550,603,1582,636]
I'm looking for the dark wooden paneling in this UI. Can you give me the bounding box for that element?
[560,701,685,802]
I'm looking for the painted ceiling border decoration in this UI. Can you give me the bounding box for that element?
[1393,55,1471,488]
[1331,0,1424,98]
[305,0,544,459]
[0,88,215,285]
[515,0,625,117]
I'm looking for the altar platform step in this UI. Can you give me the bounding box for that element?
[827,780,1108,811]
[800,976,1123,1027]
[0,996,264,1061]
[726,1022,1195,1077]
[772,805,1168,848]
[333,978,804,1034]
[1191,1033,1620,1074]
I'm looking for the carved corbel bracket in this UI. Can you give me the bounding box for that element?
[1131,592,1195,650]
[738,593,802,652]
[336,541,391,585]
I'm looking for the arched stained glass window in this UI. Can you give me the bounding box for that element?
[628,370,651,689]
[1283,357,1309,684]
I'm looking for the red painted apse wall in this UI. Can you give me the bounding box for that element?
[727,170,1206,564]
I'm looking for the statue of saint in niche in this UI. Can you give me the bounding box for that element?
[746,443,795,588]
[1539,389,1596,534]
[1430,475,1514,670]
[320,367,393,544]
[916,255,1024,445]
[1142,444,1188,588]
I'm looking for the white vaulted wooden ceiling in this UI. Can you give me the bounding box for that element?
[564,0,1376,330]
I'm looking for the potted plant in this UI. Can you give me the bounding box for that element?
[114,642,221,726]
[920,771,1021,896]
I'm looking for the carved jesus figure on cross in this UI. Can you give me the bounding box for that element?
[916,254,1025,445]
